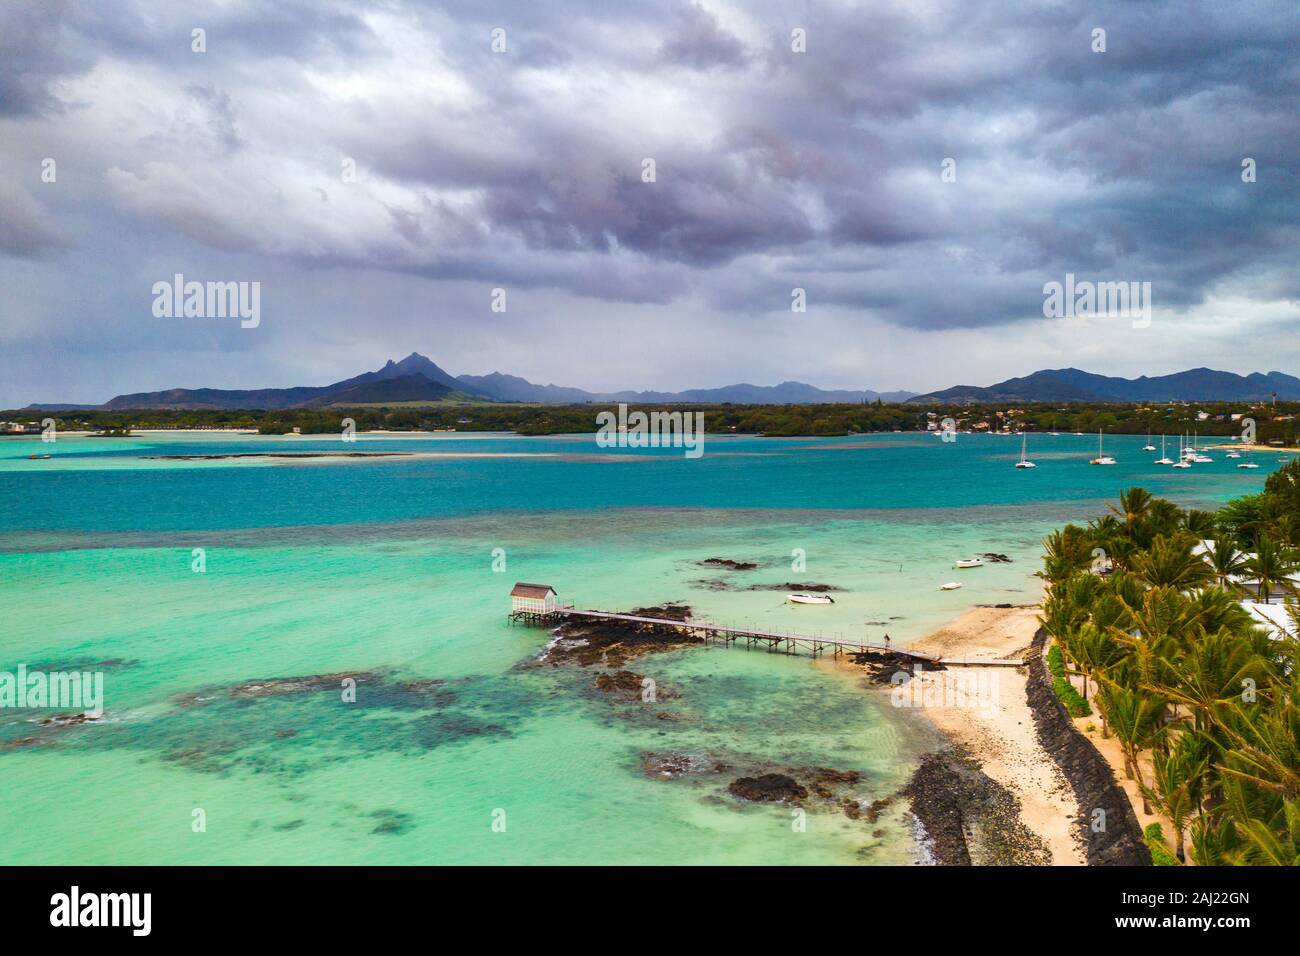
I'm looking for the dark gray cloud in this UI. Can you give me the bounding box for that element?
[658,2,749,70]
[0,181,70,258]
[0,0,94,116]
[1,0,1299,405]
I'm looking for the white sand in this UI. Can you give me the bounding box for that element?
[908,606,1086,865]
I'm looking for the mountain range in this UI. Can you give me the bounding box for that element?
[906,367,1300,404]
[22,358,1300,411]
[64,353,913,410]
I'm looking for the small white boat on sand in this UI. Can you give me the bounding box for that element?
[787,593,834,605]
[954,558,984,569]
[939,581,963,591]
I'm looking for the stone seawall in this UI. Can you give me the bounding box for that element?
[1025,627,1150,866]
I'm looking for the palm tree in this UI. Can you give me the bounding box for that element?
[1218,494,1270,550]
[1284,599,1300,639]
[1130,534,1213,591]
[1146,498,1184,541]
[1071,623,1128,704]
[1181,509,1218,540]
[1205,539,1247,593]
[1190,813,1239,866]
[1236,799,1300,865]
[1041,528,1092,585]
[1243,536,1300,604]
[1096,679,1167,812]
[1184,586,1257,636]
[1089,515,1137,570]
[1154,627,1269,733]
[1143,734,1209,862]
[1110,487,1154,540]
[1212,684,1300,800]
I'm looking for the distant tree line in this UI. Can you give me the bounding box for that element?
[8,399,1298,443]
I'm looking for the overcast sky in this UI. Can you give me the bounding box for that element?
[2,0,1298,407]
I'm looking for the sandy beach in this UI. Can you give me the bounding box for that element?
[904,606,1086,865]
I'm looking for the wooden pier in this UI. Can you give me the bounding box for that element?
[509,604,945,662]
[506,583,1025,666]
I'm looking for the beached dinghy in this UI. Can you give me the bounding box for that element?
[939,581,963,591]
[954,558,984,569]
[786,593,834,605]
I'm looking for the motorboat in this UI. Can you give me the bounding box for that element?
[954,558,984,569]
[787,593,835,605]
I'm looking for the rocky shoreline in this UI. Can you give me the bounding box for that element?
[533,603,701,668]
[902,749,1050,865]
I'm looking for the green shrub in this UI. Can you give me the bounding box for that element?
[1144,823,1180,866]
[1047,644,1092,716]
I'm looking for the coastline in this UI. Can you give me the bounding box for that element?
[900,606,1086,865]
[869,604,1151,866]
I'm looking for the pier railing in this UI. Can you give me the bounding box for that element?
[509,605,942,661]
[508,604,1026,666]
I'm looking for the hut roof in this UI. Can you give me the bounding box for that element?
[511,583,557,598]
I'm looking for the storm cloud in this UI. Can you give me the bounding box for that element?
[1,0,1297,405]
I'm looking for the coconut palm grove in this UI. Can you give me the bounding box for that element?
[1042,459,1300,865]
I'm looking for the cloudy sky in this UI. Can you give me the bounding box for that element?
[1,0,1298,407]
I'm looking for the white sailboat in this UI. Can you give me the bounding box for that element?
[1154,434,1173,465]
[1015,431,1036,468]
[1142,429,1156,452]
[1173,434,1192,468]
[1090,429,1116,465]
[1191,430,1212,462]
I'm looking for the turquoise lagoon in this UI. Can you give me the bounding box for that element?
[0,431,1284,864]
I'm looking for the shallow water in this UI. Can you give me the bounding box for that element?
[0,431,1282,863]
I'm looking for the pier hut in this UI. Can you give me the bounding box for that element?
[510,583,559,622]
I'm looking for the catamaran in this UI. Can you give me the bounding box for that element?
[1143,430,1156,452]
[1154,434,1174,465]
[1015,431,1036,468]
[1173,434,1192,468]
[1090,429,1116,465]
